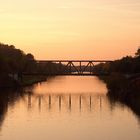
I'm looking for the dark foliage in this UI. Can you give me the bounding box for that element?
[0,43,65,87]
[0,43,36,74]
[94,48,140,74]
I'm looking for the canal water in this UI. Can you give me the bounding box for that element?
[0,76,140,140]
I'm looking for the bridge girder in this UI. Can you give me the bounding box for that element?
[23,60,112,76]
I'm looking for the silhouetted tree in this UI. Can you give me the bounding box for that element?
[26,53,34,60]
[135,47,140,57]
[94,47,140,74]
[0,42,66,87]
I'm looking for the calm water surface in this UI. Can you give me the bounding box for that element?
[0,76,140,140]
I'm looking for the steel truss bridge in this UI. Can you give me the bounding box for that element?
[23,60,112,76]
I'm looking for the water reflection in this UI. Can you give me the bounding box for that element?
[0,89,26,130]
[107,92,140,125]
[0,76,140,140]
[25,93,104,112]
[0,89,140,124]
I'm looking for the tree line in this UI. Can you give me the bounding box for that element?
[0,43,64,87]
[94,47,140,74]
[0,43,66,75]
[1,42,140,87]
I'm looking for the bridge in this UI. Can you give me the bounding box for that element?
[23,60,112,76]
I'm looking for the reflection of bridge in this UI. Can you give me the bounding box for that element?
[25,93,103,112]
[24,60,112,76]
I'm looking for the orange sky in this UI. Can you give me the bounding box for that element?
[0,0,140,60]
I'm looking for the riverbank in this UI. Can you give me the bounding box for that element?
[100,73,140,99]
[0,74,47,89]
[100,73,140,117]
[20,75,47,86]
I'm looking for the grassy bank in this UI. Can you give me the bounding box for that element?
[100,73,140,117]
[0,74,47,88]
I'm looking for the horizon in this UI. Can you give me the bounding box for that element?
[0,0,140,60]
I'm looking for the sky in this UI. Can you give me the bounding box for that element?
[0,0,140,60]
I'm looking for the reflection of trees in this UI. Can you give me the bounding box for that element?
[107,91,140,125]
[99,72,140,125]
[0,94,8,131]
[0,88,28,131]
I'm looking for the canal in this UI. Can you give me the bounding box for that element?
[0,76,140,140]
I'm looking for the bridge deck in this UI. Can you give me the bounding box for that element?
[23,73,110,76]
[36,60,113,63]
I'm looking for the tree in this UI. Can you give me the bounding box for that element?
[135,46,140,57]
[26,53,35,60]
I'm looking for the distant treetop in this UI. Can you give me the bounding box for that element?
[135,46,140,57]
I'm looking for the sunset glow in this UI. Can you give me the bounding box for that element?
[0,0,140,59]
